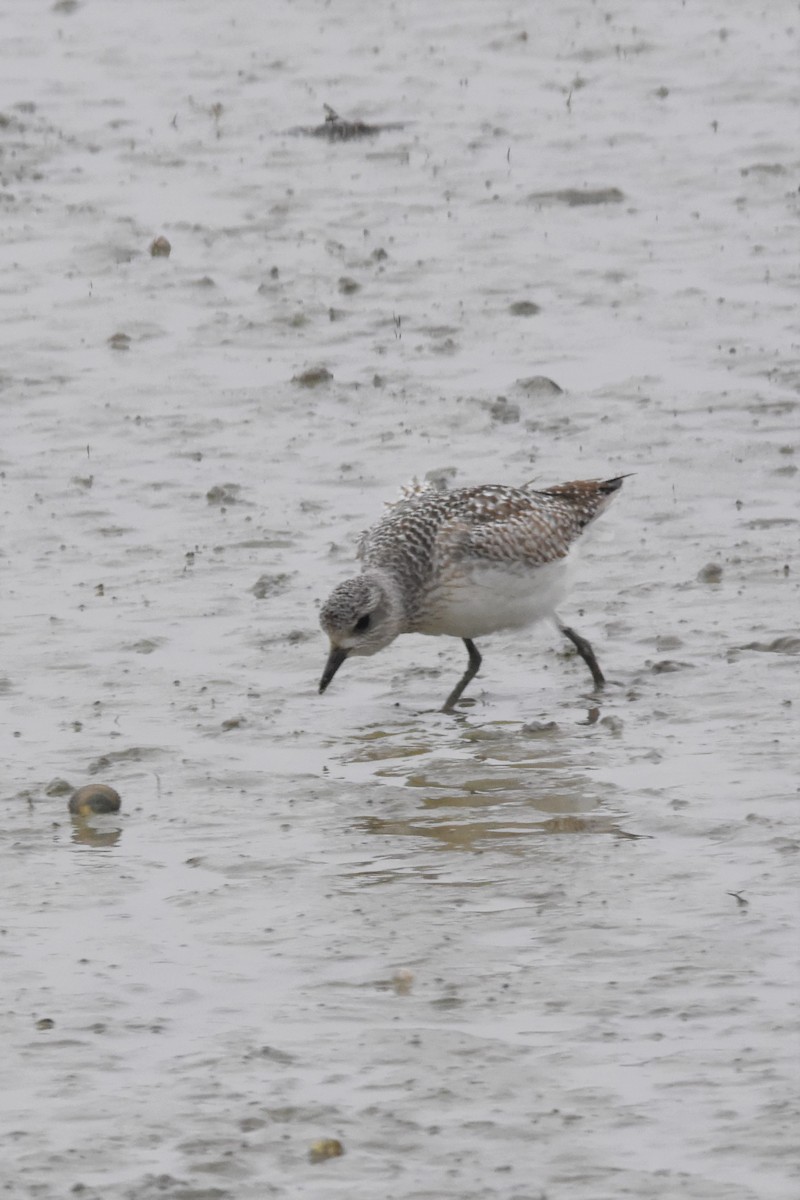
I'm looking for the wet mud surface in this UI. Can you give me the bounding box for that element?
[1,1,798,1197]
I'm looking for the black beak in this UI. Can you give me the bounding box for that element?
[319,645,349,694]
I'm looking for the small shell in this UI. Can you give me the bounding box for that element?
[308,1138,344,1164]
[68,784,121,815]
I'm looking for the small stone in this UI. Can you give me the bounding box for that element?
[68,784,121,815]
[149,235,171,257]
[309,1138,344,1164]
[697,562,723,583]
[35,1018,55,1030]
[45,778,73,797]
[509,300,541,316]
[107,332,131,350]
[338,276,360,294]
[514,375,563,395]
[206,483,242,506]
[293,366,333,387]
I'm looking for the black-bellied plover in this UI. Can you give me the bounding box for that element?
[318,475,625,711]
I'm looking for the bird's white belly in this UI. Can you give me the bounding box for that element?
[418,557,572,638]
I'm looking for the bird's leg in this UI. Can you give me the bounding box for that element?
[558,623,605,689]
[441,638,482,712]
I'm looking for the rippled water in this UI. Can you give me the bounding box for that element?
[2,1,798,1197]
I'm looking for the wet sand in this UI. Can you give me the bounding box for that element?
[1,1,798,1197]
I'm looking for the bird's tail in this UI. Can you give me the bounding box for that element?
[534,474,629,528]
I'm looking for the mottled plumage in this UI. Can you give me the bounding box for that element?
[319,476,625,710]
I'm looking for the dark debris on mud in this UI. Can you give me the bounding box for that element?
[527,186,626,206]
[288,104,405,141]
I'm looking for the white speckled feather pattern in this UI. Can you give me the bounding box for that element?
[319,475,625,708]
[357,479,621,628]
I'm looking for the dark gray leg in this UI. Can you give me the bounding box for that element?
[559,623,605,689]
[441,638,482,712]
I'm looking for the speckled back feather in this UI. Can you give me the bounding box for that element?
[356,477,624,620]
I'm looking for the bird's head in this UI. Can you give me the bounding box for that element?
[318,574,402,693]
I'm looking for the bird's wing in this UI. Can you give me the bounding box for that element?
[436,491,582,569]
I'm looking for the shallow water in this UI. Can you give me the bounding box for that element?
[2,1,798,1197]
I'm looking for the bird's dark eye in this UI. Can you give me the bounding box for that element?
[354,614,371,634]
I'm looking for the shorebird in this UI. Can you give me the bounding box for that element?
[318,475,625,711]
